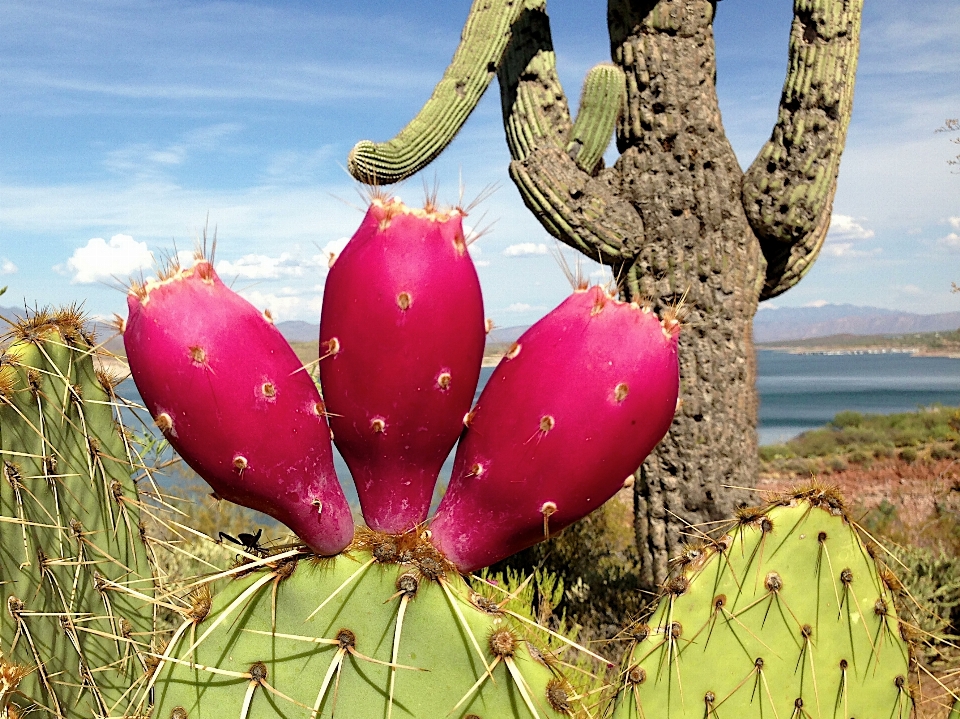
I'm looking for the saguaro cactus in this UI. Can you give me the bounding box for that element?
[348,0,862,590]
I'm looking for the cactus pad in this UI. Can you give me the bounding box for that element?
[149,533,584,719]
[611,485,915,719]
[0,310,154,718]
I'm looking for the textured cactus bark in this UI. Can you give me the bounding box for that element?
[0,311,154,718]
[348,0,862,591]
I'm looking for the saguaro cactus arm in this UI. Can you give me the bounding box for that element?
[742,0,863,299]
[346,0,623,191]
[347,0,524,185]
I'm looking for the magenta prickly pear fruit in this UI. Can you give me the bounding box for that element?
[319,196,485,534]
[429,286,680,572]
[124,260,353,556]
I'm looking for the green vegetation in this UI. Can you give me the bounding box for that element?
[760,405,960,467]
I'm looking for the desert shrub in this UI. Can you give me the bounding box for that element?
[831,410,864,428]
[848,449,869,464]
[874,444,895,459]
[931,444,956,461]
[827,456,847,472]
[491,492,646,642]
[889,545,960,661]
[759,444,792,461]
[784,458,817,476]
[900,447,918,463]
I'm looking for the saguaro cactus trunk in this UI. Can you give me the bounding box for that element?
[348,0,862,590]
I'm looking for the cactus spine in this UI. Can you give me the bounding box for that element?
[0,310,154,718]
[347,0,864,592]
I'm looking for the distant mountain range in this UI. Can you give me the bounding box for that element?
[4,303,959,349]
[753,304,960,343]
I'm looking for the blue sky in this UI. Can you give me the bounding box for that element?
[1,0,959,326]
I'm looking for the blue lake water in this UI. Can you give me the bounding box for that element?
[117,350,960,500]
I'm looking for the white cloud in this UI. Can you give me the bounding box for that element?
[821,242,882,258]
[238,288,321,322]
[804,299,829,308]
[899,284,923,295]
[507,303,533,312]
[0,258,16,275]
[177,249,199,270]
[63,234,154,283]
[322,238,350,266]
[828,214,875,241]
[949,217,960,229]
[503,243,548,257]
[216,252,316,279]
[939,232,960,250]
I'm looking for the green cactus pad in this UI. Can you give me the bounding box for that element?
[0,310,154,718]
[611,485,914,719]
[149,531,584,719]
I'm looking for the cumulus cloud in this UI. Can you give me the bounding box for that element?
[0,258,16,275]
[503,243,548,257]
[939,232,960,250]
[949,217,960,229]
[322,238,350,266]
[821,242,882,258]
[828,214,875,240]
[216,252,324,279]
[238,288,322,322]
[822,214,879,258]
[804,299,829,308]
[63,234,154,283]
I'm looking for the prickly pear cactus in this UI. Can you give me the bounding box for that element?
[147,533,584,719]
[610,484,915,719]
[0,309,154,718]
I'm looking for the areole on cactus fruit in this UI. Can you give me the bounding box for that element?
[124,259,353,556]
[319,196,485,534]
[429,285,681,572]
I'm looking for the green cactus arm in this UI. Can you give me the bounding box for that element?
[498,0,640,281]
[566,64,626,174]
[346,0,524,185]
[742,0,863,300]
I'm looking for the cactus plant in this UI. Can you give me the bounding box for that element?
[0,309,155,719]
[113,191,682,719]
[610,483,915,719]
[146,534,592,719]
[347,0,864,592]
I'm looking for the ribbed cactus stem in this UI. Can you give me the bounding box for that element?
[347,0,523,184]
[566,63,625,174]
[742,0,862,298]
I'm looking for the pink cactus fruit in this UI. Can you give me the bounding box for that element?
[124,260,353,556]
[429,285,681,572]
[319,197,485,534]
